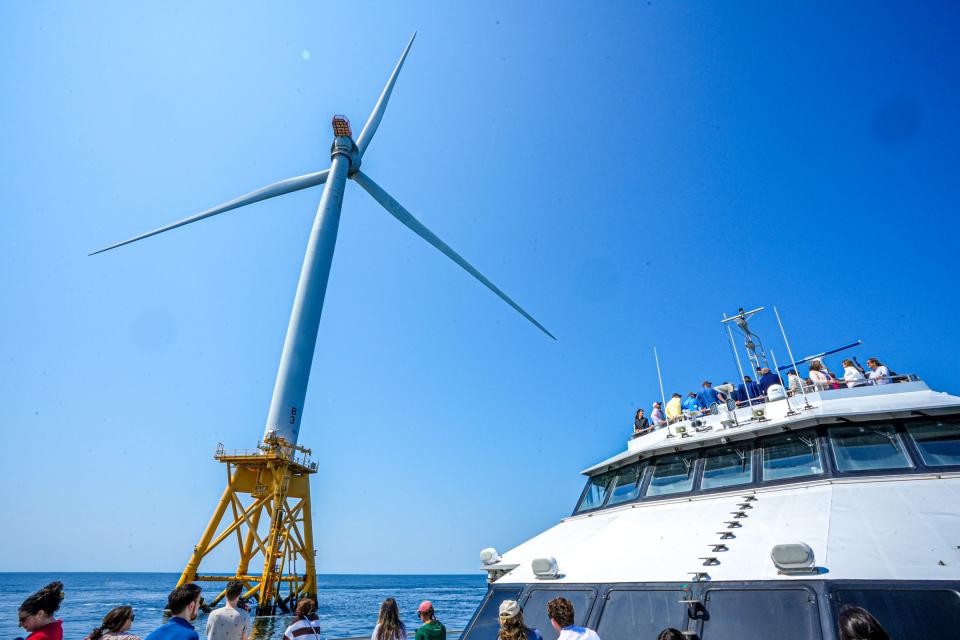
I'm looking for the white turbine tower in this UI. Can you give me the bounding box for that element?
[91,34,553,612]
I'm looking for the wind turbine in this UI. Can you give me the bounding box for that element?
[91,34,553,614]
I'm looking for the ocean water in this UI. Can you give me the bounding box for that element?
[0,574,487,640]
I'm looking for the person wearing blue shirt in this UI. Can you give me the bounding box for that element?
[145,584,202,640]
[698,381,722,409]
[757,367,782,394]
[735,376,762,404]
[681,392,703,413]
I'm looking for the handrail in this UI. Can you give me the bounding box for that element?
[631,374,923,437]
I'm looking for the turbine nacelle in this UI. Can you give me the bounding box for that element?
[330,115,361,173]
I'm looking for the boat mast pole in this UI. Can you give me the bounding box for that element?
[773,306,813,410]
[653,346,667,414]
[724,317,754,409]
[263,127,356,445]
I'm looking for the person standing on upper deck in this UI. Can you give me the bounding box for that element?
[866,358,892,384]
[665,393,682,421]
[681,392,703,413]
[808,361,832,390]
[698,381,722,409]
[757,368,782,394]
[633,409,650,436]
[650,401,666,427]
[736,376,762,403]
[786,370,803,394]
[842,359,868,388]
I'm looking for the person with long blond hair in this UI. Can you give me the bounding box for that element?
[371,598,406,640]
[498,600,543,640]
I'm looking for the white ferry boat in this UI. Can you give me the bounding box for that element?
[459,309,960,640]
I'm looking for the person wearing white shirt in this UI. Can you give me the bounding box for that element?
[547,597,601,640]
[808,361,831,390]
[842,359,867,388]
[867,358,892,384]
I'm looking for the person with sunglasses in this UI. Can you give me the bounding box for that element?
[18,581,65,640]
[87,606,141,640]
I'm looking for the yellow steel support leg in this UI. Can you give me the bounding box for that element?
[177,471,236,588]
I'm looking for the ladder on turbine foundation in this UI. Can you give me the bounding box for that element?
[176,435,318,615]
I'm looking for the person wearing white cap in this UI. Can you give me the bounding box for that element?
[497,600,543,640]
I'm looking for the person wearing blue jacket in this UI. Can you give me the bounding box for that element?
[681,392,703,413]
[736,376,762,403]
[698,381,723,409]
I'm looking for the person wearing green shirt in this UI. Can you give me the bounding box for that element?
[415,601,446,640]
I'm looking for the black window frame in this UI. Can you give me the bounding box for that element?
[572,415,960,517]
[827,422,915,476]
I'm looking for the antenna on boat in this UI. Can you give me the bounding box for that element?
[721,306,768,373]
[773,306,814,410]
[653,346,667,413]
[723,319,757,408]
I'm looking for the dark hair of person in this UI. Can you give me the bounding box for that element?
[19,581,64,617]
[838,606,890,640]
[89,606,134,640]
[656,630,685,640]
[167,583,202,616]
[546,597,574,628]
[375,598,405,640]
[225,580,244,602]
[809,361,823,372]
[498,607,529,640]
[295,598,318,621]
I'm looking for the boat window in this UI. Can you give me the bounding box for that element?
[461,587,524,640]
[595,589,688,640]
[645,452,698,497]
[521,589,596,640]
[761,432,824,481]
[906,420,960,467]
[700,588,821,640]
[701,445,753,490]
[833,587,960,640]
[576,472,612,512]
[829,424,912,472]
[606,463,646,506]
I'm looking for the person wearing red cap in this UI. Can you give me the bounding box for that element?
[414,601,446,640]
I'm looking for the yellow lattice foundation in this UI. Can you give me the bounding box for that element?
[175,436,317,615]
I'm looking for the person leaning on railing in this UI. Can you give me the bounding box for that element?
[866,358,892,385]
[633,409,650,437]
[842,359,868,388]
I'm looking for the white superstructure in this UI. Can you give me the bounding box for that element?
[460,313,960,640]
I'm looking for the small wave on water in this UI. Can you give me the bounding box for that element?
[0,573,487,640]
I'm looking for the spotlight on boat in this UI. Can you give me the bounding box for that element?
[771,543,817,574]
[532,556,560,579]
[480,547,501,566]
[751,405,767,421]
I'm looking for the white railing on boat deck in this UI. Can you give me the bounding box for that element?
[632,373,922,438]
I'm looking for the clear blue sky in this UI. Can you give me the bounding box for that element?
[2,1,958,573]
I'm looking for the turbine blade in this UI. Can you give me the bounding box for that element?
[352,170,556,340]
[355,32,416,158]
[89,170,330,255]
